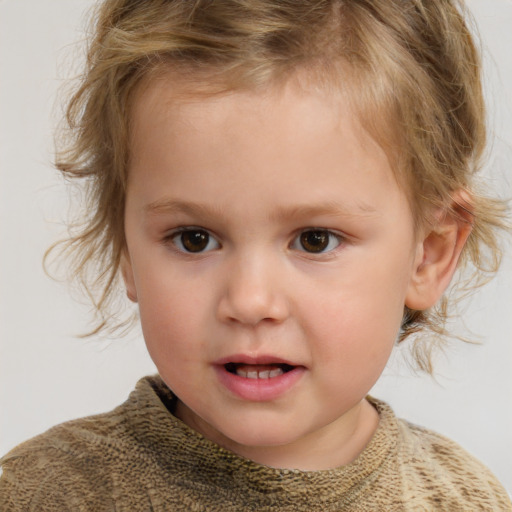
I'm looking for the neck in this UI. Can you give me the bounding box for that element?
[175,398,380,471]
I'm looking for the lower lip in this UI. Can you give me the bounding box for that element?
[214,365,305,402]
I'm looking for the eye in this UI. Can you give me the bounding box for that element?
[171,228,220,253]
[292,229,342,254]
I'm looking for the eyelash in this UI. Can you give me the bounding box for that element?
[164,227,345,255]
[291,229,344,255]
[167,227,220,254]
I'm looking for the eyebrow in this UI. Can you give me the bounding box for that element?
[145,199,226,219]
[268,201,377,222]
[144,199,377,221]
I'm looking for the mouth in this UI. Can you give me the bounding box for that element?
[224,362,295,379]
[214,356,305,401]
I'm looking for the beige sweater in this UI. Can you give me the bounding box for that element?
[1,375,510,511]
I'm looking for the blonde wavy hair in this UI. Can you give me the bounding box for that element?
[51,0,508,372]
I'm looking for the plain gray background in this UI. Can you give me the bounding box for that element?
[1,0,511,493]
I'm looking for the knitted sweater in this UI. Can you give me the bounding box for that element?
[1,376,510,511]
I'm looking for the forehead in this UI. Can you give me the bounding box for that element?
[129,65,408,178]
[126,71,411,226]
[129,69,392,169]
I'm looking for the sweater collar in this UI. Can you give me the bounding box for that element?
[125,375,398,509]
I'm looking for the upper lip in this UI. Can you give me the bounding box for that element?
[214,354,301,367]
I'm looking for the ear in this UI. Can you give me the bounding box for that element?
[120,250,138,303]
[405,192,473,311]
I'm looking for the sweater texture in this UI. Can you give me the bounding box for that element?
[1,375,510,511]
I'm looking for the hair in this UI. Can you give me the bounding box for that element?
[50,0,509,372]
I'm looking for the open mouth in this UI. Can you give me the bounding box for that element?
[216,359,305,400]
[224,362,295,379]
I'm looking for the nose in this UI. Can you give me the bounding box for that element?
[216,253,290,326]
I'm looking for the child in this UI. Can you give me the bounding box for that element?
[1,0,511,510]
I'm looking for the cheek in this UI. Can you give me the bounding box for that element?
[135,272,208,363]
[136,258,208,321]
[314,308,398,397]
[315,304,399,364]
[301,264,406,376]
[308,259,407,333]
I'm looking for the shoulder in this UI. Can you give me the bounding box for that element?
[0,403,139,511]
[0,375,172,512]
[0,415,117,511]
[395,413,512,511]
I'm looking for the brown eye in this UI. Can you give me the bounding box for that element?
[173,229,219,253]
[300,230,329,252]
[294,230,341,254]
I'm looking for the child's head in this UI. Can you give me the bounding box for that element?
[55,0,506,376]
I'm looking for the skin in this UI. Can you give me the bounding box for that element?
[121,75,470,471]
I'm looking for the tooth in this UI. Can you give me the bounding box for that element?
[269,368,284,378]
[234,366,287,379]
[236,368,248,378]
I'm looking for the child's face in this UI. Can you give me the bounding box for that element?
[122,75,423,469]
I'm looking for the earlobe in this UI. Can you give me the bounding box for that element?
[120,251,138,303]
[405,194,473,311]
